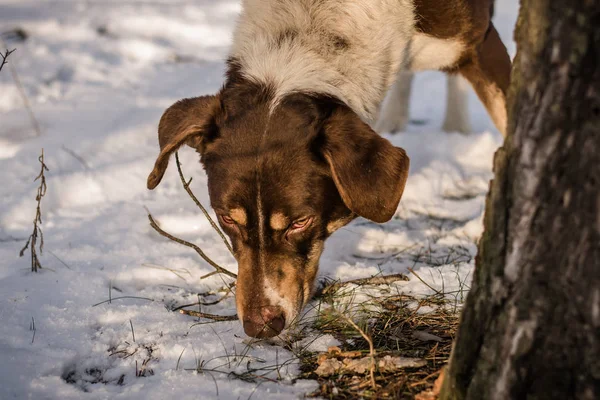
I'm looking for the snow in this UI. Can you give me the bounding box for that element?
[0,1,518,399]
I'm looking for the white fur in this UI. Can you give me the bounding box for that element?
[263,278,296,328]
[230,1,468,126]
[230,0,416,121]
[375,36,468,134]
[407,34,465,71]
[374,70,414,134]
[442,74,471,134]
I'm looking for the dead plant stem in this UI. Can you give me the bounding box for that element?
[175,152,233,256]
[19,149,49,272]
[147,213,237,279]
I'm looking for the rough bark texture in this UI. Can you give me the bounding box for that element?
[440,1,600,399]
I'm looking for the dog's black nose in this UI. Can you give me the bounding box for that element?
[243,307,285,338]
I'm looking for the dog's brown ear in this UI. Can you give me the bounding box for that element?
[322,106,410,223]
[147,95,219,190]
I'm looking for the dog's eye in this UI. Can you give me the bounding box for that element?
[290,217,312,231]
[285,217,313,241]
[220,215,235,225]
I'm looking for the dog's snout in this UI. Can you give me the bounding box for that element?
[243,306,285,338]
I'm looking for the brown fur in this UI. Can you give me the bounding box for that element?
[148,0,509,338]
[147,95,220,190]
[413,0,510,133]
[414,0,492,42]
[459,24,511,133]
[147,68,410,337]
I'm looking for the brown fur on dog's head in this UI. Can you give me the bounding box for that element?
[147,65,409,338]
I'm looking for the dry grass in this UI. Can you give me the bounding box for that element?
[298,288,460,399]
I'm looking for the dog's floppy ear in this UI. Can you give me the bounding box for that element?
[147,95,219,190]
[322,106,410,223]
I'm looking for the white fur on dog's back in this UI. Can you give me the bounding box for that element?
[230,0,416,122]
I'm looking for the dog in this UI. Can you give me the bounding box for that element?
[147,0,511,338]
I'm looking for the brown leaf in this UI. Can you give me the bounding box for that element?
[343,357,372,374]
[317,353,329,365]
[338,350,362,358]
[315,358,343,376]
[314,355,426,377]
[378,355,427,372]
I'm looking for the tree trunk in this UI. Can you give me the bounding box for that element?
[440,1,600,399]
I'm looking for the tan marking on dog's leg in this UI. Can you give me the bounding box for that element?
[269,212,289,231]
[443,73,471,134]
[459,24,511,136]
[230,208,248,226]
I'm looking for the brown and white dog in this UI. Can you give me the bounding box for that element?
[147,0,511,338]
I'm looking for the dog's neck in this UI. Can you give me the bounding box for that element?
[228,0,416,123]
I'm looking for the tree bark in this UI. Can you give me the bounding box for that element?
[440,1,600,399]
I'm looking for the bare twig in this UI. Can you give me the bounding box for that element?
[48,251,72,270]
[200,270,224,280]
[61,145,90,170]
[30,317,36,344]
[0,39,42,136]
[172,292,232,312]
[145,155,239,323]
[0,48,15,72]
[129,319,136,343]
[20,149,49,272]
[409,369,442,388]
[175,152,233,256]
[195,285,235,297]
[92,296,154,307]
[179,309,238,321]
[339,314,377,390]
[176,348,186,370]
[407,267,442,295]
[142,263,190,281]
[147,213,237,279]
[318,273,409,297]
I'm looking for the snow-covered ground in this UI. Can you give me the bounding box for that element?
[0,1,518,399]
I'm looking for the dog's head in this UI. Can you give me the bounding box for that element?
[147,71,409,338]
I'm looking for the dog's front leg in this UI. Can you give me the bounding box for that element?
[442,73,472,134]
[374,70,414,134]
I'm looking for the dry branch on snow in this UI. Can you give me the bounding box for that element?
[0,48,16,72]
[20,149,49,272]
